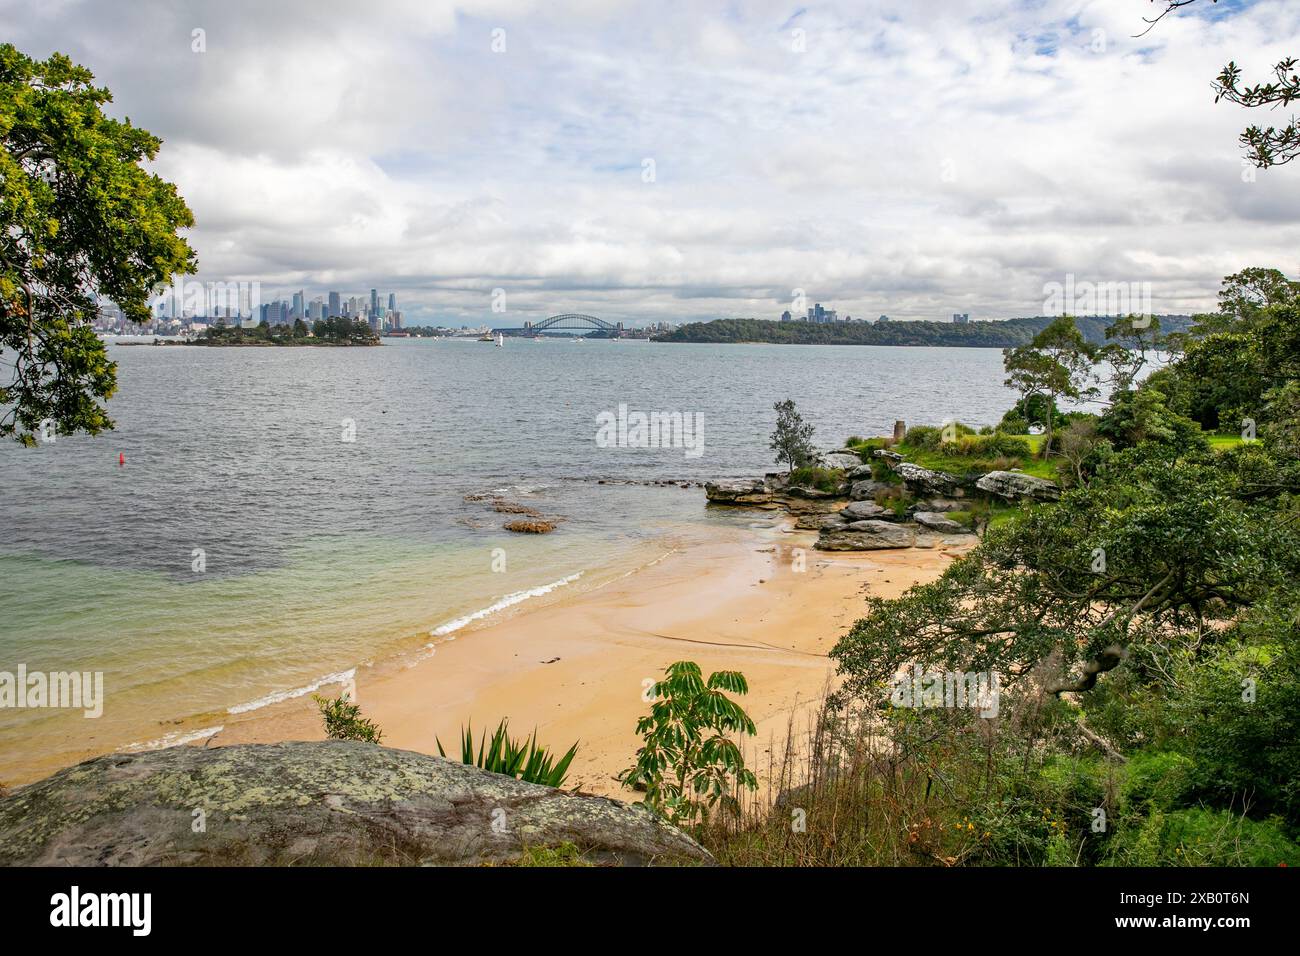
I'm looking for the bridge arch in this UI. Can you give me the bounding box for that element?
[500,313,623,335]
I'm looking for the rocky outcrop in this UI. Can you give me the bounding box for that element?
[975,470,1060,502]
[704,478,777,507]
[893,462,962,496]
[841,500,897,521]
[0,741,713,867]
[849,478,891,500]
[816,451,864,471]
[816,520,916,551]
[913,511,967,533]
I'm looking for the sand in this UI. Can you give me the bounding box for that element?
[213,522,968,799]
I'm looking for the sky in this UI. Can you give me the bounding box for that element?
[4,0,1298,326]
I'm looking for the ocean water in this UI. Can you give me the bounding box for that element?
[0,337,1022,782]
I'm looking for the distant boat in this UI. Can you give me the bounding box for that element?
[495,332,504,347]
[477,332,494,342]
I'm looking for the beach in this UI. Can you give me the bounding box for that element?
[213,521,969,799]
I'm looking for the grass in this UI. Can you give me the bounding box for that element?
[897,444,1059,481]
[1208,434,1245,451]
[506,842,593,867]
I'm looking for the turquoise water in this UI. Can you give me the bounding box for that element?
[0,338,1022,781]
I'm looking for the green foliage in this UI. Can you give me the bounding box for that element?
[788,465,844,492]
[313,693,383,744]
[769,399,815,473]
[830,444,1300,703]
[1002,316,1097,458]
[1097,386,1209,451]
[619,661,758,828]
[0,44,196,443]
[436,719,578,788]
[507,842,592,867]
[1107,809,1300,866]
[652,314,1196,347]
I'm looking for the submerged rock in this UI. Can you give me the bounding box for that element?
[0,741,713,867]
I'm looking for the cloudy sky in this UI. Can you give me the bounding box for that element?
[6,0,1299,325]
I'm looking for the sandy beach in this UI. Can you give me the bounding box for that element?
[213,521,969,799]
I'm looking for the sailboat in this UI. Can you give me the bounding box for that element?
[495,332,504,347]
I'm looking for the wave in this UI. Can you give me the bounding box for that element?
[121,724,224,752]
[226,668,356,715]
[429,571,584,637]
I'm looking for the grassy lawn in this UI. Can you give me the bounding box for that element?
[896,444,1059,481]
[1208,434,1245,451]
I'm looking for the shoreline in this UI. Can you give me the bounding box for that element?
[208,519,970,800]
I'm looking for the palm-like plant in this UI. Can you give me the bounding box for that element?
[619,661,758,827]
[437,719,578,788]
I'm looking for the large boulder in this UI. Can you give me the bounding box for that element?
[841,500,891,521]
[816,451,864,471]
[913,511,967,533]
[816,520,916,551]
[0,741,713,867]
[794,512,849,531]
[893,462,962,496]
[975,470,1060,502]
[705,478,776,507]
[849,478,891,500]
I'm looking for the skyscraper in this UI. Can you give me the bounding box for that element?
[328,291,340,318]
[387,292,396,314]
[370,289,378,315]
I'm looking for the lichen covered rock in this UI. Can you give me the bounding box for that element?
[0,741,712,867]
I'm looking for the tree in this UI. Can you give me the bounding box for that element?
[0,45,195,444]
[618,661,758,827]
[830,445,1300,708]
[1002,316,1096,457]
[1094,315,1163,398]
[1147,1,1300,168]
[769,398,815,473]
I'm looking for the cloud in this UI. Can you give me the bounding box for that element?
[4,0,1298,324]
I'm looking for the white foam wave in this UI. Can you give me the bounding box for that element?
[226,668,356,715]
[430,572,584,637]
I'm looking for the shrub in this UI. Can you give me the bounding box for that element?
[437,719,578,788]
[314,693,383,744]
[619,661,757,828]
[1107,808,1300,866]
[788,465,845,492]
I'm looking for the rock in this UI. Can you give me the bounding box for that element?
[0,741,713,867]
[847,463,877,481]
[504,519,557,533]
[784,484,845,500]
[913,511,967,533]
[873,449,905,462]
[781,498,843,515]
[849,479,890,500]
[816,452,863,471]
[841,500,890,521]
[816,520,916,551]
[794,512,848,531]
[893,462,961,496]
[917,498,964,512]
[975,470,1061,502]
[704,478,776,507]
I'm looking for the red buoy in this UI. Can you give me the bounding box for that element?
[118,452,125,467]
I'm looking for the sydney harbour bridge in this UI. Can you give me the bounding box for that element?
[496,313,625,337]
